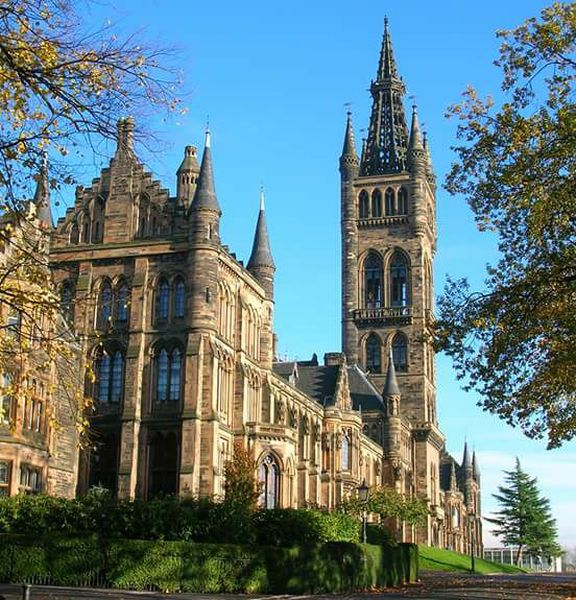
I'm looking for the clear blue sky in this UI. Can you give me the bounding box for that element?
[69,0,574,548]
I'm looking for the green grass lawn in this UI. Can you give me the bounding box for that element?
[418,545,525,574]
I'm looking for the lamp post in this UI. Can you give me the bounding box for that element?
[468,514,476,573]
[358,478,370,544]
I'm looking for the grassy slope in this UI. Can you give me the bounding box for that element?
[419,545,525,574]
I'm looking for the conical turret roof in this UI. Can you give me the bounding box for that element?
[462,441,472,469]
[383,349,400,397]
[247,187,275,270]
[408,105,424,152]
[191,130,221,213]
[341,112,358,158]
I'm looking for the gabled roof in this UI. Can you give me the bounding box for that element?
[272,360,384,411]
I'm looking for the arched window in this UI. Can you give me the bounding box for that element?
[392,333,408,373]
[89,430,119,492]
[390,252,410,307]
[95,348,124,404]
[116,283,130,325]
[371,189,382,217]
[147,431,178,497]
[358,190,369,218]
[174,278,186,318]
[97,280,113,329]
[259,454,280,509]
[397,187,408,215]
[69,222,79,244]
[154,347,182,403]
[82,217,91,244]
[385,187,395,215]
[364,253,382,308]
[156,278,170,321]
[366,333,382,374]
[60,281,74,324]
[341,433,351,471]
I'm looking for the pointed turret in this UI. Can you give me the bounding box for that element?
[247,187,275,299]
[33,154,52,229]
[462,441,472,470]
[191,130,221,214]
[340,111,359,173]
[472,450,480,482]
[177,145,200,206]
[189,130,221,243]
[408,105,424,153]
[383,349,400,398]
[361,18,409,176]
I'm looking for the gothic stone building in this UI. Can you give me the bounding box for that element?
[0,181,80,499]
[47,21,481,550]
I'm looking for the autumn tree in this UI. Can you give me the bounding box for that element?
[435,2,576,448]
[487,458,561,565]
[223,442,260,510]
[0,0,180,433]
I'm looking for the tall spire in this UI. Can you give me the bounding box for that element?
[383,348,400,397]
[248,186,275,271]
[34,153,52,229]
[361,18,409,176]
[191,129,221,214]
[377,16,399,80]
[462,441,472,470]
[341,112,358,158]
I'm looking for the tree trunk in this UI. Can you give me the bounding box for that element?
[515,545,523,566]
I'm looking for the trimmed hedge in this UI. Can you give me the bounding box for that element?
[0,534,418,593]
[0,494,359,546]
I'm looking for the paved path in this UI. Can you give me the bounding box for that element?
[1,573,575,600]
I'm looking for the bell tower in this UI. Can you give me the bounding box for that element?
[340,18,437,427]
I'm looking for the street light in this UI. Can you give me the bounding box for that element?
[468,513,476,573]
[358,479,370,544]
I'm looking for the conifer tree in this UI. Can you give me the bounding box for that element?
[487,458,561,565]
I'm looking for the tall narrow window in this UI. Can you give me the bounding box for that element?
[392,333,408,372]
[364,253,382,308]
[98,281,113,328]
[60,282,74,324]
[147,432,178,497]
[156,279,170,321]
[258,454,280,509]
[110,351,124,403]
[341,433,351,471]
[0,374,12,425]
[169,349,182,402]
[97,354,111,403]
[116,283,130,324]
[89,430,119,492]
[397,187,408,215]
[69,222,79,244]
[358,190,369,218]
[156,349,169,402]
[385,187,395,215]
[371,189,382,217]
[0,461,10,496]
[174,279,186,318]
[390,253,409,307]
[366,333,382,374]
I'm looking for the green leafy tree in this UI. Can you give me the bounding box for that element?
[341,485,429,530]
[487,458,561,565]
[223,442,260,510]
[435,2,576,448]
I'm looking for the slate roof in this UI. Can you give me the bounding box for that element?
[272,360,384,411]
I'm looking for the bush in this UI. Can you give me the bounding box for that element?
[0,495,359,547]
